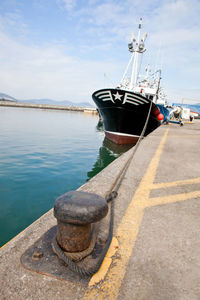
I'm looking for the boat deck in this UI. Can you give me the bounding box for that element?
[1,120,200,299]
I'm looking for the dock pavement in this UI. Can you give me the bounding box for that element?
[0,120,200,300]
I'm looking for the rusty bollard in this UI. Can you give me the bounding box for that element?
[54,191,108,252]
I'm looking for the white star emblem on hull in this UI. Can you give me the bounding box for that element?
[113,91,123,101]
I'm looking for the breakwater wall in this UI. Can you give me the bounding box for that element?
[0,101,98,114]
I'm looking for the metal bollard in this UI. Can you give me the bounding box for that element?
[54,191,108,252]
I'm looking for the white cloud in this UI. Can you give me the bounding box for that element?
[0,9,28,38]
[56,0,76,11]
[0,27,121,102]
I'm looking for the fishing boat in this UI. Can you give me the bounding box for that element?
[92,18,168,145]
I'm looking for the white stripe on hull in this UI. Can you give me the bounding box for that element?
[93,89,150,106]
[105,130,140,138]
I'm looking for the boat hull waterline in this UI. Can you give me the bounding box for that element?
[92,88,162,145]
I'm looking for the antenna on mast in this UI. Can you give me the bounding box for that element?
[131,32,136,42]
[141,32,147,43]
[129,17,147,89]
[120,18,147,90]
[139,17,142,29]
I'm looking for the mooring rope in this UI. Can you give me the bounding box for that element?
[52,100,153,277]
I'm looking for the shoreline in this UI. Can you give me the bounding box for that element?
[0,100,98,114]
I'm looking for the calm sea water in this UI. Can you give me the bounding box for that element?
[0,107,131,247]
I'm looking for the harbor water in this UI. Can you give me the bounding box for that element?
[0,107,131,247]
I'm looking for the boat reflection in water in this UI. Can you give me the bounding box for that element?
[96,119,103,132]
[87,137,133,181]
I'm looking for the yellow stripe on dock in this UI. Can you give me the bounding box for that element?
[151,177,200,189]
[82,129,169,299]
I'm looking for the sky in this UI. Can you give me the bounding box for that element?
[0,0,200,104]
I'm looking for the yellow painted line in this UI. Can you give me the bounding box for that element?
[148,190,200,207]
[151,177,200,189]
[82,129,169,300]
[89,257,112,287]
[105,237,119,258]
[89,237,119,286]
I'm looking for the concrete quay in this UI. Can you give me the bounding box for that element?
[0,120,200,300]
[0,101,97,114]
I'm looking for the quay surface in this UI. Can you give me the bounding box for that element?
[0,100,97,114]
[0,120,200,299]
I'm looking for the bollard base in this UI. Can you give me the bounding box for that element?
[21,225,106,282]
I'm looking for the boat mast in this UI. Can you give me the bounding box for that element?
[155,69,162,103]
[129,18,142,90]
[119,18,147,90]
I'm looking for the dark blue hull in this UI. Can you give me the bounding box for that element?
[157,104,169,122]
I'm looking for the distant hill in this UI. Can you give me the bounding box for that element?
[0,93,17,101]
[0,92,94,108]
[20,99,94,107]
